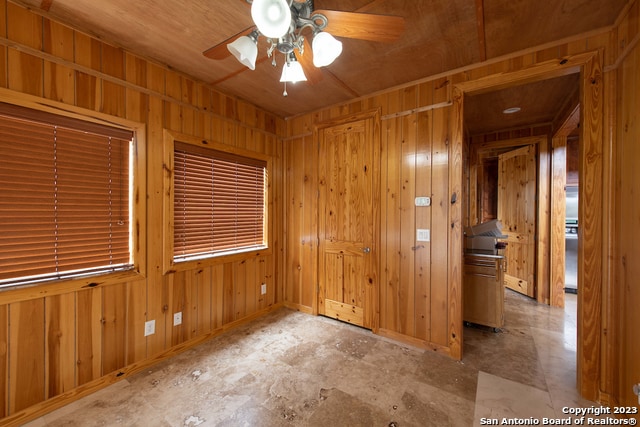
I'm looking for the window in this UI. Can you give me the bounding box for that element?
[0,102,134,288]
[172,141,267,262]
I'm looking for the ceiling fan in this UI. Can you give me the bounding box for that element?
[202,0,405,95]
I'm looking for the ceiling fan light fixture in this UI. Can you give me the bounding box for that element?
[251,0,292,38]
[280,56,307,83]
[227,31,259,70]
[312,31,343,67]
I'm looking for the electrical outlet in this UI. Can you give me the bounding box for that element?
[144,319,155,336]
[173,311,182,326]
[261,283,267,295]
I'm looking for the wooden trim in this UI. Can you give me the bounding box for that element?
[162,130,274,275]
[286,29,613,121]
[0,88,147,305]
[455,50,604,400]
[550,136,567,308]
[450,87,464,360]
[313,109,382,331]
[577,51,604,401]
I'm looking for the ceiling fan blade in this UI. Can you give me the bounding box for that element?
[203,27,255,60]
[295,38,323,85]
[316,10,405,43]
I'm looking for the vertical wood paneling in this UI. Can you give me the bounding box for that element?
[74,33,101,111]
[101,44,125,117]
[577,53,603,400]
[400,114,417,336]
[43,19,74,104]
[0,3,284,422]
[616,34,640,410]
[222,264,235,325]
[126,280,147,365]
[76,288,102,386]
[9,299,45,413]
[169,272,186,346]
[430,106,451,347]
[235,261,247,320]
[551,137,567,308]
[0,305,7,418]
[537,138,552,304]
[45,293,75,398]
[211,265,225,330]
[197,268,213,335]
[448,91,463,359]
[383,117,402,332]
[125,53,149,123]
[414,111,432,340]
[102,283,127,375]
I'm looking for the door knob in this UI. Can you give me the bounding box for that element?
[362,247,371,254]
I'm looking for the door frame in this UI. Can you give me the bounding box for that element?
[312,109,382,332]
[453,50,607,401]
[470,137,548,299]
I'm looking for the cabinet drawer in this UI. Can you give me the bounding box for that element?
[464,263,498,278]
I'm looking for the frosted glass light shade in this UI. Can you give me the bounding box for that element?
[227,35,258,70]
[280,60,307,83]
[312,32,343,67]
[251,0,291,38]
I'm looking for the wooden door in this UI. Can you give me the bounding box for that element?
[498,145,537,297]
[317,114,378,329]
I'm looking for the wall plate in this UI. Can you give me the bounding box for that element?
[415,197,431,207]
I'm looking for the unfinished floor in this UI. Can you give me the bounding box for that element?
[25,290,594,426]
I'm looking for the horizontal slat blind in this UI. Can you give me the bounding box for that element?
[0,104,133,286]
[174,143,266,260]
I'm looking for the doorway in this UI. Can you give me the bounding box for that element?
[454,51,604,400]
[315,110,381,331]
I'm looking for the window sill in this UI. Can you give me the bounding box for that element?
[166,246,272,274]
[0,268,145,305]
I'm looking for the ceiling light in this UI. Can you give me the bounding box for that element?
[227,31,259,70]
[228,1,341,95]
[280,54,307,83]
[312,32,343,67]
[503,107,521,114]
[251,0,292,38]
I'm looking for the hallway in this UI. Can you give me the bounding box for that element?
[25,291,593,426]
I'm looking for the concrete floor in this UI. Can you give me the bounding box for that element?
[26,290,595,426]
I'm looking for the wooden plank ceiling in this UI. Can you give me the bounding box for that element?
[14,0,627,121]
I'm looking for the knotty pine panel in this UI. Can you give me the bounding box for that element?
[430,106,451,347]
[45,293,76,399]
[43,19,74,105]
[0,305,6,418]
[9,299,45,413]
[414,111,432,340]
[616,36,640,412]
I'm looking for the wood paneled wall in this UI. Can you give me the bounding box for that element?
[0,1,285,424]
[283,0,639,411]
[0,0,638,423]
[614,0,640,411]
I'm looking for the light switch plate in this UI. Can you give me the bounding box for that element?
[415,197,431,207]
[417,229,430,242]
[144,320,155,336]
[173,312,182,326]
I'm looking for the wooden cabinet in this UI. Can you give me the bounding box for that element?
[463,253,506,330]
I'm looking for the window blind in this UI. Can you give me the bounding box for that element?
[173,142,266,260]
[0,103,133,286]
